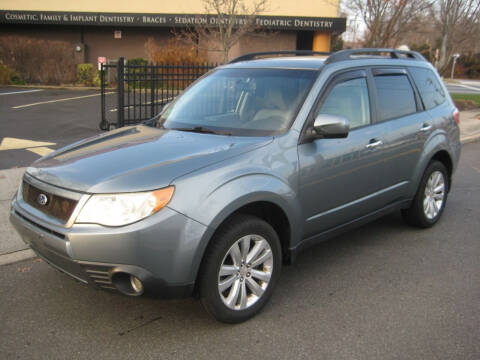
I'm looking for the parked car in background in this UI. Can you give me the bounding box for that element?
[10,49,461,323]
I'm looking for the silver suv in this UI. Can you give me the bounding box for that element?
[10,49,461,323]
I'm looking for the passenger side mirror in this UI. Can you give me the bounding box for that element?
[313,114,349,139]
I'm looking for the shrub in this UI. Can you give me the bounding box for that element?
[457,53,480,79]
[0,63,21,85]
[127,57,148,66]
[410,43,433,63]
[0,36,76,84]
[145,38,207,64]
[93,71,101,87]
[77,63,96,86]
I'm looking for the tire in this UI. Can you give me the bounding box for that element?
[402,160,449,228]
[198,214,282,323]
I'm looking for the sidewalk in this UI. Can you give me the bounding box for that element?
[1,110,480,264]
[459,110,480,143]
[0,167,35,264]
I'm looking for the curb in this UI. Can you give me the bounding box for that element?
[0,249,36,266]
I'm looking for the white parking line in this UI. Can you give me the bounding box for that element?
[12,91,115,109]
[0,89,43,96]
[27,147,55,156]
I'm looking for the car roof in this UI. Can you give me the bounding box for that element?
[222,56,327,71]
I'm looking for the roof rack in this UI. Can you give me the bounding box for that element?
[229,48,426,65]
[229,50,331,63]
[324,48,426,64]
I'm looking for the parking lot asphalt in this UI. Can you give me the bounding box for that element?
[0,87,105,169]
[1,140,479,360]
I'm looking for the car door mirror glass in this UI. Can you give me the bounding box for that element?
[313,114,349,139]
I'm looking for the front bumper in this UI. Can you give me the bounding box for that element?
[10,195,211,298]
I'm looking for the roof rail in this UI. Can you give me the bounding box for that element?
[325,48,426,64]
[229,50,331,63]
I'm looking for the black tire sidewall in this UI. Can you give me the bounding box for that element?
[199,215,282,323]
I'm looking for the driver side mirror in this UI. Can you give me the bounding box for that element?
[312,114,349,139]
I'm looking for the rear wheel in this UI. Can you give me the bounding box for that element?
[402,161,449,228]
[199,214,282,323]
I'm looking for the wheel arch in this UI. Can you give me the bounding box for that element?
[409,134,455,196]
[430,150,453,191]
[192,196,297,296]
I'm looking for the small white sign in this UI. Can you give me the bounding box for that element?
[98,56,106,71]
[114,30,122,39]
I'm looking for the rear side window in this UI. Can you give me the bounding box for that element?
[409,67,446,109]
[374,75,416,121]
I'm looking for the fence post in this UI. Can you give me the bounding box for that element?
[117,57,125,128]
[99,63,107,130]
[150,64,155,118]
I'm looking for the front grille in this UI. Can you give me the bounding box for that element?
[80,264,116,291]
[15,211,65,239]
[22,181,78,223]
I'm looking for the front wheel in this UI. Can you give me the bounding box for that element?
[198,214,282,323]
[402,160,449,228]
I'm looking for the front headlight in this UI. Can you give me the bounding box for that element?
[75,186,174,226]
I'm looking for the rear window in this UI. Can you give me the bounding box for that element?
[409,67,446,110]
[374,75,417,121]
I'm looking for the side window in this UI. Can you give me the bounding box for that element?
[318,77,370,129]
[374,75,416,121]
[409,67,446,110]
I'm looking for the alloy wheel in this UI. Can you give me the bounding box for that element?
[218,234,273,310]
[423,170,446,220]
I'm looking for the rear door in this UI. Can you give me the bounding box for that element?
[298,70,391,238]
[371,68,428,202]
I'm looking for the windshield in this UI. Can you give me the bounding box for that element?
[157,68,317,136]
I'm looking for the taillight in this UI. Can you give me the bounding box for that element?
[453,109,460,125]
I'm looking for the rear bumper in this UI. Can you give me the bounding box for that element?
[10,197,209,298]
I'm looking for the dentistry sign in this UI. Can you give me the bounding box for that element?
[0,10,346,32]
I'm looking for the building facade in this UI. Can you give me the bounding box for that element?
[0,0,346,64]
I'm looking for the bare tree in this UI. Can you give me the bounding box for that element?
[344,0,433,48]
[177,0,268,63]
[434,0,480,72]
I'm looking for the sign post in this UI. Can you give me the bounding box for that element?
[451,53,461,79]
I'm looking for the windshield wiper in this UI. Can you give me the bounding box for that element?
[170,126,232,136]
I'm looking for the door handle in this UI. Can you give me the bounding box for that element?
[420,123,432,132]
[365,139,383,149]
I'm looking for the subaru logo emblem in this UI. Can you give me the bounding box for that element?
[37,193,48,206]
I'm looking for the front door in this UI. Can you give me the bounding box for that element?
[298,70,389,238]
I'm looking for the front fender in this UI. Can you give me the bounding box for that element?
[169,173,302,283]
[204,174,301,236]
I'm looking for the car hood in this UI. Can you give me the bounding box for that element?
[27,125,272,193]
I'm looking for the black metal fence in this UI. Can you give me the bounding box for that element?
[100,57,217,130]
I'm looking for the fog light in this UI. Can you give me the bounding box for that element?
[130,275,144,294]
